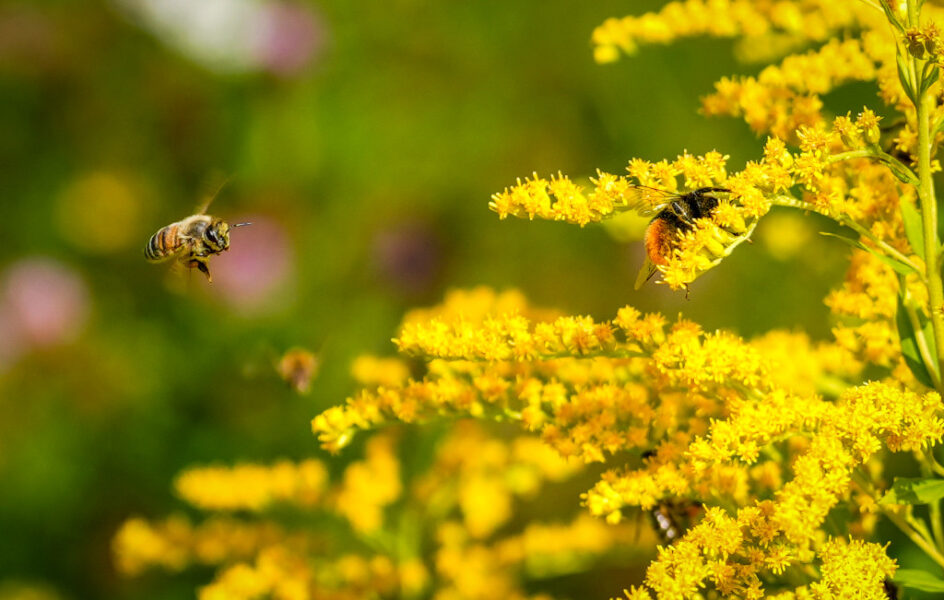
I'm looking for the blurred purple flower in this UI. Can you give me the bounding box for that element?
[372,221,441,294]
[210,216,293,313]
[116,0,326,75]
[252,2,325,76]
[0,258,90,366]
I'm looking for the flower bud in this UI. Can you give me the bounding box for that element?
[906,29,927,60]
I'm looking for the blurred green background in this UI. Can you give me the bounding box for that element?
[0,0,862,598]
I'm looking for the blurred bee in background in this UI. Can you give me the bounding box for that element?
[144,182,251,282]
[648,499,704,545]
[630,186,729,289]
[277,347,320,394]
[639,451,705,544]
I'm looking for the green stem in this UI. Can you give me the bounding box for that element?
[854,469,944,568]
[886,508,944,569]
[924,447,944,478]
[770,195,926,278]
[842,218,925,279]
[827,149,919,185]
[932,501,944,554]
[906,505,938,547]
[908,0,944,381]
[902,288,943,388]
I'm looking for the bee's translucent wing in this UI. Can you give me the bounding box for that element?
[163,256,196,293]
[195,172,231,215]
[626,185,680,217]
[634,255,659,289]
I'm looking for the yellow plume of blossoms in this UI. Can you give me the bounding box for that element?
[118,1,944,599]
[491,0,944,293]
[308,282,944,597]
[175,459,328,512]
[490,112,922,291]
[592,1,870,64]
[114,422,636,600]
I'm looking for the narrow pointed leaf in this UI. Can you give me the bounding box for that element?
[894,569,944,592]
[878,1,905,33]
[819,232,918,276]
[897,53,917,104]
[896,296,937,388]
[920,66,940,97]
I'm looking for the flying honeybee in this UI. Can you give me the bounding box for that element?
[144,186,251,283]
[630,186,729,289]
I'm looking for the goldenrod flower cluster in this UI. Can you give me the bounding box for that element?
[350,354,411,388]
[113,516,304,577]
[175,459,328,512]
[592,1,869,64]
[490,109,923,290]
[115,423,633,600]
[827,249,901,368]
[317,297,816,466]
[305,278,944,597]
[491,0,944,292]
[118,2,944,599]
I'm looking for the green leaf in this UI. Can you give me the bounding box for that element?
[878,0,905,33]
[897,52,917,104]
[880,477,944,505]
[896,296,937,388]
[870,249,921,276]
[920,64,940,97]
[894,568,944,592]
[819,232,919,276]
[880,154,919,185]
[819,230,860,246]
[900,198,925,255]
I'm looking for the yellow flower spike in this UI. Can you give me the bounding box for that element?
[619,585,653,600]
[626,158,654,184]
[856,109,883,146]
[334,433,402,534]
[648,160,681,189]
[113,516,191,576]
[591,1,869,64]
[811,538,896,599]
[674,151,730,189]
[833,113,862,149]
[712,201,747,233]
[698,227,728,259]
[175,460,329,512]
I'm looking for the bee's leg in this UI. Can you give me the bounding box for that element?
[684,285,690,301]
[195,260,213,283]
[185,255,213,283]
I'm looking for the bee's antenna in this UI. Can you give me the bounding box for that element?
[232,222,253,228]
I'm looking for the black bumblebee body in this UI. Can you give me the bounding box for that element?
[634,186,728,289]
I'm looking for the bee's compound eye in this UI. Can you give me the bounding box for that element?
[206,228,221,248]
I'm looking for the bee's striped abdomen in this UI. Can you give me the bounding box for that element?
[144,223,181,262]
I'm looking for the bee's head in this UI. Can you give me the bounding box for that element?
[205,220,231,252]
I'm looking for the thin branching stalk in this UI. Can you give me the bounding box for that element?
[908,0,944,379]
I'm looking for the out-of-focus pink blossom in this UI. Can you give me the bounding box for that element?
[252,2,325,76]
[116,0,327,75]
[0,258,90,367]
[210,216,293,314]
